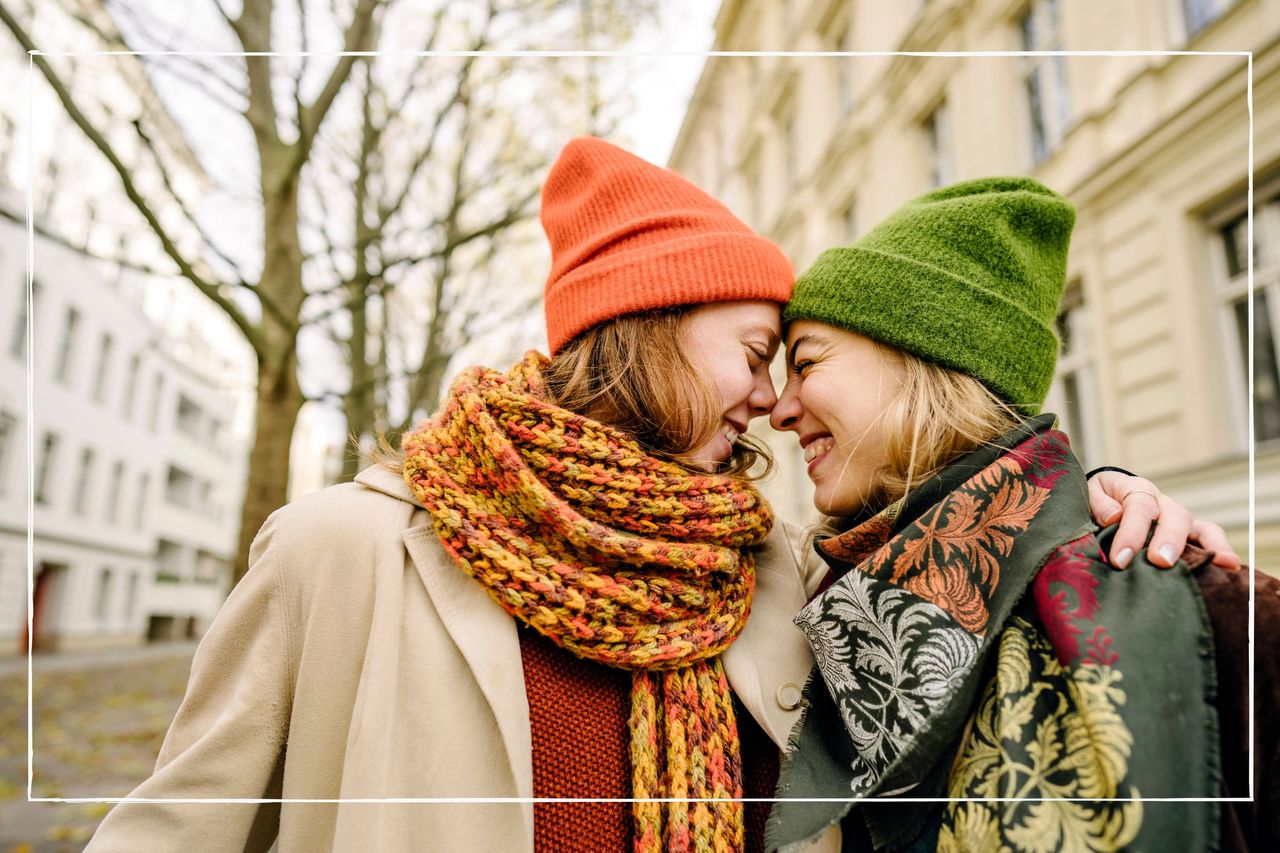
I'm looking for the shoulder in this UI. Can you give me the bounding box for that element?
[268,479,415,543]
[249,469,424,583]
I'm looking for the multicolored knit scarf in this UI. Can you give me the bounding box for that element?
[402,351,774,853]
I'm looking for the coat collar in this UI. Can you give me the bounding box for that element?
[358,466,534,809]
[355,464,421,506]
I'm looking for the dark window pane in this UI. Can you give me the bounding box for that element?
[1222,214,1250,278]
[1026,72,1047,163]
[1183,0,1225,38]
[1020,11,1036,50]
[1235,291,1280,441]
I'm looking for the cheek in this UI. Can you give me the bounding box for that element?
[710,362,755,411]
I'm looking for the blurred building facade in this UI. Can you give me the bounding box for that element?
[0,1,256,653]
[670,0,1279,574]
[0,201,250,653]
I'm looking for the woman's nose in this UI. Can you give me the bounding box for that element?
[748,374,778,417]
[770,383,801,431]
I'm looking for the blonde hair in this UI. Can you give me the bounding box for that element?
[859,346,1027,513]
[374,309,772,479]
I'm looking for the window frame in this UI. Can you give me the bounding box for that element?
[1018,0,1072,165]
[1207,178,1280,451]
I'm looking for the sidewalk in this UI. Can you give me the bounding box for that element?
[0,642,198,850]
[0,641,200,680]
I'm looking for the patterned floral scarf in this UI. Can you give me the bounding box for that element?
[767,417,1219,853]
[402,351,774,853]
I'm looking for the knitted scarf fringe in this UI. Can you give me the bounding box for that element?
[402,352,772,852]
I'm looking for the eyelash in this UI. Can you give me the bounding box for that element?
[790,359,813,376]
[747,346,769,363]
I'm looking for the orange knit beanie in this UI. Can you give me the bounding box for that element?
[540,137,795,354]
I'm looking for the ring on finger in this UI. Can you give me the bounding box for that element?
[1122,488,1160,504]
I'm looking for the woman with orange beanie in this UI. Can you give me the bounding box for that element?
[86,138,1232,853]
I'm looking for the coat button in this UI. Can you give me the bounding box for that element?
[775,682,802,711]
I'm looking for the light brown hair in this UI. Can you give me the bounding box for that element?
[376,309,772,479]
[859,346,1026,513]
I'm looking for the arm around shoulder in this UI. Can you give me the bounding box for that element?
[1195,565,1280,850]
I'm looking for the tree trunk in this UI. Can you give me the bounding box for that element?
[340,296,372,482]
[231,147,308,586]
[232,358,303,585]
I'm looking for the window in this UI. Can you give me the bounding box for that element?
[42,159,59,217]
[1020,0,1071,164]
[841,198,858,244]
[73,446,96,516]
[148,373,164,432]
[1044,282,1102,466]
[1182,0,1234,39]
[923,100,956,188]
[134,471,149,529]
[34,431,59,506]
[1212,187,1280,444]
[125,571,139,617]
[105,459,124,523]
[0,411,14,495]
[744,144,764,230]
[165,464,196,509]
[121,352,141,420]
[9,279,38,360]
[194,550,224,584]
[175,394,202,438]
[91,333,114,404]
[53,306,80,385]
[783,102,800,191]
[94,567,113,621]
[156,539,183,583]
[836,25,855,115]
[0,114,14,175]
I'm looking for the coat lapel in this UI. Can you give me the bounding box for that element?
[357,467,533,801]
[722,528,816,750]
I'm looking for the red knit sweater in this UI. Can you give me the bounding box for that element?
[519,625,779,852]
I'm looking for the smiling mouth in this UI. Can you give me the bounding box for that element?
[802,435,834,474]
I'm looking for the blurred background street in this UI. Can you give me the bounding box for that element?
[1,644,195,849]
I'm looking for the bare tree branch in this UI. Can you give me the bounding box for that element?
[0,4,268,357]
[128,121,242,276]
[67,5,249,113]
[0,205,271,308]
[293,0,381,170]
[373,21,493,228]
[293,0,309,134]
[223,0,279,145]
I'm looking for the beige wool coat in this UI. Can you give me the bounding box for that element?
[87,466,840,852]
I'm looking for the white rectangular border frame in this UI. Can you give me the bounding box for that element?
[25,47,1256,807]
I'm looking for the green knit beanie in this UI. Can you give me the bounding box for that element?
[784,176,1075,413]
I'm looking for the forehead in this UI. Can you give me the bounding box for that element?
[784,319,837,346]
[686,300,782,335]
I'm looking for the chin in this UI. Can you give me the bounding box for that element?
[814,487,862,520]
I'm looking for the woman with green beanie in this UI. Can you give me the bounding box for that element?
[765,177,1277,853]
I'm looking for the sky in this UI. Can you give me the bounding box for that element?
[615,1,719,164]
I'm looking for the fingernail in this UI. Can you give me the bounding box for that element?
[1115,548,1134,568]
[1159,544,1177,566]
